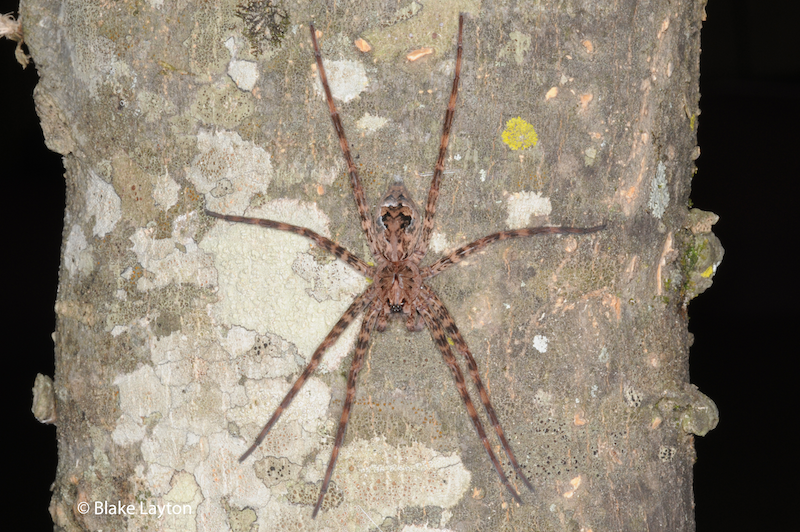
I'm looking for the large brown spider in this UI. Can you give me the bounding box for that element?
[205,14,604,518]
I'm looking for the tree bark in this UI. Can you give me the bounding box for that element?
[24,0,720,530]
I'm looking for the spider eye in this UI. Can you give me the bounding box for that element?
[390,304,403,313]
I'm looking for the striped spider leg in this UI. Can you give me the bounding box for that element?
[205,13,605,518]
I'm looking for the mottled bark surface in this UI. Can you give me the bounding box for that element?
[25,0,720,530]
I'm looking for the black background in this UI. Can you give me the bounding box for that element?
[3,0,798,530]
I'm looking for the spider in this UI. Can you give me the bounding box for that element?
[205,14,605,518]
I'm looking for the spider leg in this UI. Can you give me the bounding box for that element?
[415,14,464,261]
[424,223,606,279]
[312,306,380,518]
[205,209,374,277]
[422,285,535,493]
[239,286,376,463]
[418,302,524,505]
[309,24,381,260]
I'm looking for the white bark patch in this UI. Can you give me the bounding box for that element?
[228,377,331,464]
[225,37,259,91]
[428,231,450,254]
[200,199,368,371]
[314,59,369,103]
[505,191,552,228]
[153,169,181,209]
[356,112,389,133]
[114,365,170,421]
[319,437,470,524]
[648,161,670,219]
[86,171,122,237]
[219,326,257,357]
[186,129,273,214]
[64,224,94,277]
[110,327,271,529]
[292,252,367,303]
[533,334,549,353]
[160,472,203,531]
[128,213,217,291]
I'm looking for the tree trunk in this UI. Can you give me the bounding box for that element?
[24,0,720,530]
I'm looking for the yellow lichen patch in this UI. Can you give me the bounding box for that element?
[501,117,538,151]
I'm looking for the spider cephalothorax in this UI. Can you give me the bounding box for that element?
[205,13,604,518]
[376,182,421,261]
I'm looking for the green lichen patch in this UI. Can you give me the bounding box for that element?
[222,496,259,532]
[254,456,302,487]
[675,217,724,303]
[498,30,532,65]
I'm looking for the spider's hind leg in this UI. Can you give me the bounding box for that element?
[423,286,535,492]
[418,300,526,504]
[238,287,374,463]
[312,307,379,518]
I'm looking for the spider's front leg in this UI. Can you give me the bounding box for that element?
[415,14,465,261]
[204,209,374,277]
[424,223,607,279]
[309,23,382,260]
